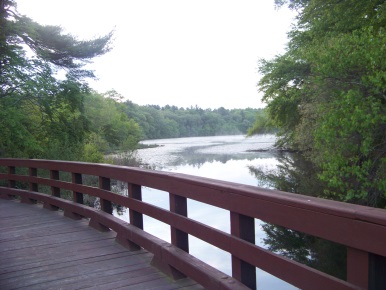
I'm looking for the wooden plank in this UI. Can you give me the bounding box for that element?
[0,255,154,289]
[0,218,93,240]
[0,251,139,278]
[82,279,205,290]
[0,199,203,290]
[0,244,133,273]
[0,232,118,261]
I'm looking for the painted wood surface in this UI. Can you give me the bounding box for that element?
[0,199,204,290]
[1,158,385,289]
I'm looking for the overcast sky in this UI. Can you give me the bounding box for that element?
[16,0,294,109]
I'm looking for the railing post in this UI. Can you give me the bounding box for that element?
[43,169,60,210]
[8,166,16,188]
[347,248,386,289]
[63,172,84,220]
[369,252,386,289]
[169,193,189,253]
[128,183,143,229]
[117,183,143,250]
[231,212,256,290]
[89,176,112,231]
[72,172,83,204]
[150,191,187,280]
[50,170,60,197]
[99,176,112,214]
[347,247,369,289]
[1,165,16,199]
[22,167,38,204]
[29,167,38,192]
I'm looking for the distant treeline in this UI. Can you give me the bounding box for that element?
[122,101,263,139]
[0,1,271,162]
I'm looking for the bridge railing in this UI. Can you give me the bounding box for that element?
[0,158,385,290]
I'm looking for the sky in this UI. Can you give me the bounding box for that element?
[16,0,295,109]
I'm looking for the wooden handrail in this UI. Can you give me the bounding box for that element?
[0,158,385,290]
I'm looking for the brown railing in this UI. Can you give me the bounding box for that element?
[0,158,385,290]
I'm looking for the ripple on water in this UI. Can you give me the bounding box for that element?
[137,135,277,167]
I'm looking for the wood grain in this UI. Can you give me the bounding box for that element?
[0,199,204,290]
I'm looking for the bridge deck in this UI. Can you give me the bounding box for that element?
[0,199,204,290]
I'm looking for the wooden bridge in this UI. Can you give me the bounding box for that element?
[0,158,385,290]
[0,199,205,289]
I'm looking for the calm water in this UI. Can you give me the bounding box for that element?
[115,135,298,289]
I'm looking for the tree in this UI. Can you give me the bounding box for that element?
[247,109,276,136]
[122,102,260,139]
[0,0,112,82]
[249,153,346,279]
[83,92,142,154]
[255,0,386,207]
[0,0,112,159]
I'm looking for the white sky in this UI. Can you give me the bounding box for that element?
[16,0,294,109]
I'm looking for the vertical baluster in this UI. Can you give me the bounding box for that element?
[72,172,83,204]
[369,252,386,289]
[169,193,189,253]
[150,191,186,280]
[99,176,112,214]
[50,170,60,197]
[89,176,112,231]
[347,248,386,289]
[8,166,16,188]
[119,183,143,250]
[347,247,369,289]
[230,212,256,290]
[43,169,60,210]
[29,167,38,192]
[128,183,143,229]
[63,172,84,220]
[22,167,38,204]
[2,166,16,199]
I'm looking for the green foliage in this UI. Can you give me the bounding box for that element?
[0,1,115,161]
[262,223,347,280]
[123,103,261,139]
[0,103,41,157]
[249,153,346,279]
[84,92,142,154]
[82,142,104,163]
[247,109,276,136]
[0,1,256,163]
[258,0,386,206]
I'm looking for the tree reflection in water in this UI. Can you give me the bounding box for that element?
[249,152,347,280]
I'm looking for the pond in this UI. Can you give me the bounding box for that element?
[115,135,298,289]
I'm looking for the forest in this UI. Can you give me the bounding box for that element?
[2,1,384,282]
[1,0,385,209]
[0,1,262,162]
[246,0,386,274]
[250,0,386,208]
[122,99,261,140]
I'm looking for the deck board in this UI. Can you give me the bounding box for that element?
[0,199,205,290]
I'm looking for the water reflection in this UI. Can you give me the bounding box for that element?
[138,135,277,169]
[247,152,323,195]
[248,152,347,280]
[113,135,345,288]
[133,135,298,289]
